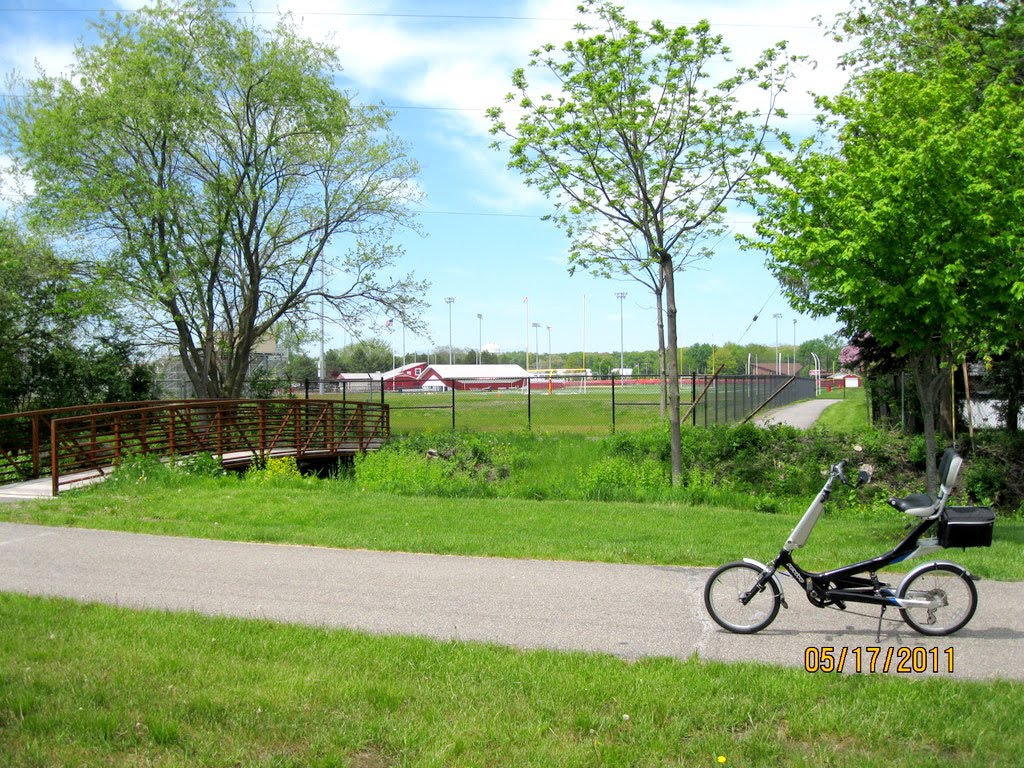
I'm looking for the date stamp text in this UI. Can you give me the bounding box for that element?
[803,646,955,674]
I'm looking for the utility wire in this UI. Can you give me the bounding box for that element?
[0,7,819,29]
[736,285,780,344]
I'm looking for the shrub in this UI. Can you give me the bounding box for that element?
[245,456,307,486]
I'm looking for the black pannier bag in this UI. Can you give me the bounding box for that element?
[938,506,995,548]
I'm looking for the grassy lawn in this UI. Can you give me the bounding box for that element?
[816,388,870,432]
[2,478,1021,579]
[3,592,1022,767]
[3,417,1022,766]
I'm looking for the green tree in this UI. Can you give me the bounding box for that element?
[4,0,426,400]
[0,220,153,411]
[332,338,394,374]
[684,343,714,375]
[488,0,797,483]
[747,1,1023,490]
[798,336,842,376]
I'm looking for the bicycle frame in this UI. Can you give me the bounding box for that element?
[741,463,948,613]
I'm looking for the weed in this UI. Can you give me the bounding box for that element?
[245,456,309,487]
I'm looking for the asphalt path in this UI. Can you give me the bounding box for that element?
[2,521,1021,681]
[755,398,841,429]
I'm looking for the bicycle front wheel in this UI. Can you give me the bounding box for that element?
[897,563,978,636]
[704,561,781,634]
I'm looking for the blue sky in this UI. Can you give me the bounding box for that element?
[1,0,853,359]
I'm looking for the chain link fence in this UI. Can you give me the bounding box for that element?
[291,374,815,434]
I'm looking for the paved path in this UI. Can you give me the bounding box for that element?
[755,398,840,429]
[2,522,1021,681]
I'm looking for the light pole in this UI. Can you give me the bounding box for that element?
[532,322,541,369]
[444,297,455,364]
[477,313,482,365]
[773,313,782,374]
[546,325,552,371]
[615,291,626,373]
[811,352,821,396]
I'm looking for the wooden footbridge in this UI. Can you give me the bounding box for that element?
[0,399,389,497]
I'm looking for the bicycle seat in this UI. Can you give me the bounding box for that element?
[888,493,937,517]
[887,448,963,518]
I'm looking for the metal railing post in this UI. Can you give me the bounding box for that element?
[31,415,41,478]
[50,419,59,497]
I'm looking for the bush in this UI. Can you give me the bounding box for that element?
[245,456,308,487]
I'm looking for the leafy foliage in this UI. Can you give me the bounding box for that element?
[0,220,154,412]
[488,0,800,483]
[4,0,426,399]
[745,0,1024,489]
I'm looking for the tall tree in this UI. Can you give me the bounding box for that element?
[0,220,153,411]
[488,0,797,482]
[4,0,426,399]
[747,0,1024,490]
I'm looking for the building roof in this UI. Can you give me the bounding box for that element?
[335,372,380,380]
[421,364,529,379]
[335,362,430,381]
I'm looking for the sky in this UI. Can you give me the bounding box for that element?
[0,0,855,360]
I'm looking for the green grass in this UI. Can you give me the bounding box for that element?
[816,388,870,432]
[2,592,1022,767]
[3,426,1022,766]
[3,478,1021,579]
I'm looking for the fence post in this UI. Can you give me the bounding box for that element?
[304,378,310,400]
[691,373,697,427]
[527,376,532,431]
[611,373,616,433]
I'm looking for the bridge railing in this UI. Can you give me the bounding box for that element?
[1,399,390,495]
[0,401,184,486]
[47,398,390,495]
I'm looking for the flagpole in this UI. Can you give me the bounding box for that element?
[582,294,587,393]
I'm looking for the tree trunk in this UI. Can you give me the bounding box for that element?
[655,285,667,419]
[909,351,949,496]
[661,252,682,485]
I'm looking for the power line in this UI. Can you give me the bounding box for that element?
[0,94,820,120]
[0,7,819,29]
[736,285,780,344]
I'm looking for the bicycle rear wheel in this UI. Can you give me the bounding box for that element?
[897,563,977,636]
[704,561,781,634]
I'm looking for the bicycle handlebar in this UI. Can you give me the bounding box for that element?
[831,458,873,487]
